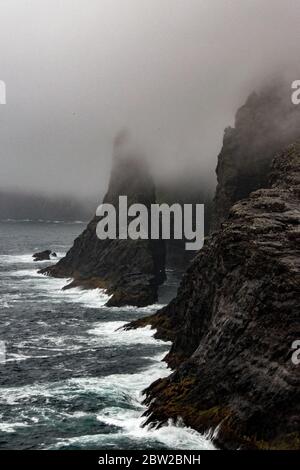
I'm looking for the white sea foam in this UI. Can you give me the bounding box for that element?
[87,322,170,346]
[0,292,21,307]
[96,409,214,450]
[38,282,111,308]
[0,355,168,405]
[1,254,166,313]
[9,269,48,277]
[0,422,29,433]
[5,352,50,362]
[6,267,111,308]
[0,248,214,449]
[0,331,213,450]
[2,350,166,403]
[48,356,213,450]
[16,323,166,355]
[95,357,213,449]
[51,423,214,450]
[0,254,36,264]
[108,303,165,315]
[0,252,64,265]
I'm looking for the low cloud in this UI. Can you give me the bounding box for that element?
[0,0,299,199]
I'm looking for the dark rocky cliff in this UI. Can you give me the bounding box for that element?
[40,142,166,307]
[157,177,213,268]
[137,144,300,449]
[212,82,300,230]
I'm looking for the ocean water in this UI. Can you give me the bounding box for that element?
[0,221,214,450]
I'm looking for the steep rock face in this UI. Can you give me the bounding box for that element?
[212,82,300,230]
[40,145,165,307]
[157,176,213,268]
[141,144,300,449]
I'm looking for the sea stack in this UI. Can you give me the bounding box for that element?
[40,131,166,307]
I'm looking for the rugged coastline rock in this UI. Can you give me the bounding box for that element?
[33,250,52,261]
[212,82,300,230]
[137,144,300,449]
[40,136,166,307]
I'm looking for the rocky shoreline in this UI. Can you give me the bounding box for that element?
[133,144,300,449]
[38,83,300,448]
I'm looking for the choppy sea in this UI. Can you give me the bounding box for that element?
[0,220,214,450]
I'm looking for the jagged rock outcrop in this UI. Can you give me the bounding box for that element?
[40,135,166,307]
[33,250,52,261]
[138,144,300,449]
[212,81,300,230]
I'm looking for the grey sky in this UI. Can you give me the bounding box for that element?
[0,0,299,198]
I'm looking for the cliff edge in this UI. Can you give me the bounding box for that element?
[212,82,300,230]
[140,144,300,449]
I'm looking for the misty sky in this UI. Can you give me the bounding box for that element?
[0,0,299,198]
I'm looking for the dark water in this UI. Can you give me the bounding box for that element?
[0,221,213,450]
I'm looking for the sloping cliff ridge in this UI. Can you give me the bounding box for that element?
[138,144,300,449]
[40,148,165,307]
[212,82,300,229]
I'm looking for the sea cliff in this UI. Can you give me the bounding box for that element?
[137,144,300,449]
[40,136,165,307]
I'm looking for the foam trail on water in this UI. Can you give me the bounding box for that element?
[94,355,215,450]
[0,252,64,265]
[1,253,165,311]
[96,410,215,450]
[0,344,214,449]
[49,354,214,450]
[0,242,214,450]
[0,254,37,264]
[108,303,165,314]
[87,322,171,346]
[6,266,111,308]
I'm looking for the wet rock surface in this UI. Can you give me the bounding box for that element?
[40,146,165,307]
[33,250,52,261]
[137,144,300,449]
